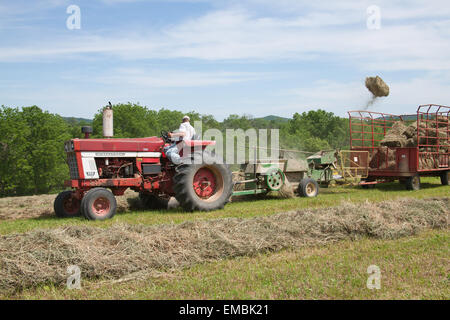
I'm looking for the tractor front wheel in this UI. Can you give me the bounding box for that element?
[81,188,117,220]
[173,154,233,211]
[54,191,81,218]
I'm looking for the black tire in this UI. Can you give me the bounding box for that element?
[173,153,233,211]
[139,192,169,210]
[440,171,449,185]
[81,188,117,220]
[298,178,319,198]
[54,190,81,218]
[405,174,421,191]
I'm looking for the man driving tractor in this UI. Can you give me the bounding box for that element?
[165,115,196,164]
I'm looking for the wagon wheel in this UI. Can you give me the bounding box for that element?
[441,171,449,185]
[265,168,285,192]
[405,174,421,191]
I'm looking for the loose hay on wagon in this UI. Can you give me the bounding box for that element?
[346,104,450,190]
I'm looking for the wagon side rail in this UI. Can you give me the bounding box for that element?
[347,110,403,150]
[348,106,450,174]
[416,104,450,171]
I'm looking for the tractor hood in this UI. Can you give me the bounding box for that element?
[65,137,165,153]
[64,137,216,153]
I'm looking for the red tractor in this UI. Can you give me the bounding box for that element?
[54,126,233,220]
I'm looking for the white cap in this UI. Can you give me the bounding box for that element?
[182,115,190,121]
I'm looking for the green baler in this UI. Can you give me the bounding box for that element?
[306,150,340,186]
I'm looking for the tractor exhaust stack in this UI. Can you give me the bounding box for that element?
[103,102,113,138]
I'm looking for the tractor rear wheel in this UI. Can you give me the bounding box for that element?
[440,171,449,185]
[298,178,319,198]
[81,188,117,220]
[139,192,169,210]
[173,154,233,211]
[54,191,81,218]
[405,174,421,190]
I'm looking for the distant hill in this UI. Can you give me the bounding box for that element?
[374,114,417,121]
[257,115,290,122]
[63,117,93,124]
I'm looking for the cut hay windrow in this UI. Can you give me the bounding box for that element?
[0,197,448,293]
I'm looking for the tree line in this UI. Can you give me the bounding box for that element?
[0,103,349,197]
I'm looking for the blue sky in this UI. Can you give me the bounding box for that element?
[0,0,449,120]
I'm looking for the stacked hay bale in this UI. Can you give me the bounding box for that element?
[379,121,409,147]
[372,117,449,170]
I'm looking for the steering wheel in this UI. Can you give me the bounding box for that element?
[161,130,170,143]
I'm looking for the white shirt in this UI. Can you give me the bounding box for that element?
[178,122,196,141]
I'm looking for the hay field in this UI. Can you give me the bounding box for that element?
[0,178,448,299]
[0,197,448,295]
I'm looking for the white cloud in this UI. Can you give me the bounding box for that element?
[1,0,450,119]
[95,68,271,87]
[1,3,449,73]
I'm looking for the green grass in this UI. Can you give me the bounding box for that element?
[0,177,448,235]
[6,229,448,300]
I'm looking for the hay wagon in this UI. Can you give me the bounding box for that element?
[347,104,449,190]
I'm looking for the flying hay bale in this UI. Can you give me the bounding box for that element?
[365,76,390,97]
